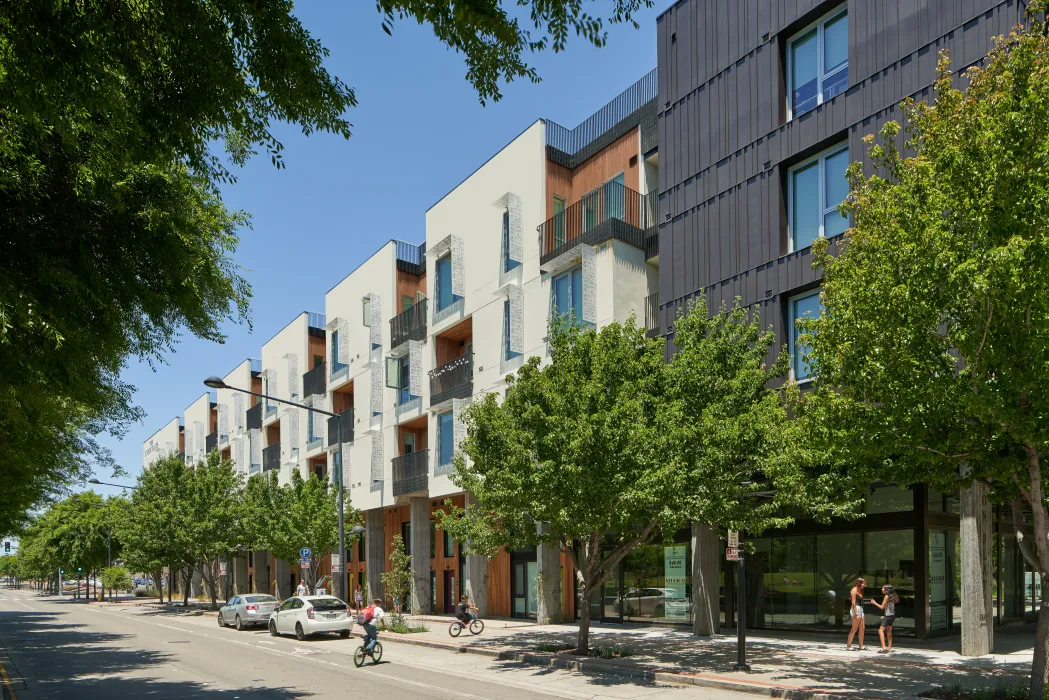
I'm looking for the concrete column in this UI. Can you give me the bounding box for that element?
[463,494,488,616]
[409,497,431,614]
[536,521,562,624]
[233,556,249,594]
[191,568,204,598]
[254,550,270,595]
[274,558,291,599]
[692,523,720,636]
[365,508,385,602]
[961,479,994,656]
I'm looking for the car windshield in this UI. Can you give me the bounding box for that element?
[244,595,276,603]
[307,597,346,611]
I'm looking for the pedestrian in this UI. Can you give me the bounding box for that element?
[354,586,363,612]
[296,579,307,597]
[872,584,898,653]
[846,577,867,650]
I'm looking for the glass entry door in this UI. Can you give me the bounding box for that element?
[512,561,538,618]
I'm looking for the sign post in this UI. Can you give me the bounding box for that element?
[330,553,342,574]
[729,534,750,672]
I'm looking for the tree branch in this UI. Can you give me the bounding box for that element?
[970,300,993,387]
[1009,497,1041,570]
[588,520,659,593]
[914,445,971,459]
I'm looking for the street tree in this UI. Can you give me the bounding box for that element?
[0,0,651,537]
[243,470,346,596]
[186,451,244,610]
[797,7,1049,696]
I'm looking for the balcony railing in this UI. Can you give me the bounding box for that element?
[246,403,262,430]
[645,292,660,339]
[390,298,427,350]
[327,408,354,447]
[206,431,217,454]
[303,362,326,398]
[538,181,653,264]
[392,449,429,497]
[262,443,281,472]
[429,353,472,407]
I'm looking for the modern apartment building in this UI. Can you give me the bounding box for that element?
[182,392,216,468]
[655,0,1026,638]
[142,417,182,467]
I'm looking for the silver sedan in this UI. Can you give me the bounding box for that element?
[218,594,279,631]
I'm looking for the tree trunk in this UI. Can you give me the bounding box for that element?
[577,582,592,655]
[182,568,191,607]
[692,523,720,636]
[960,479,993,656]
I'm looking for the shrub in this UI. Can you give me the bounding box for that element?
[101,567,133,592]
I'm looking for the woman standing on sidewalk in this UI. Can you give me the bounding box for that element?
[871,584,899,653]
[846,578,867,650]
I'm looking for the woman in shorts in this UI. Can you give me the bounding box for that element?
[846,577,867,650]
[872,584,899,653]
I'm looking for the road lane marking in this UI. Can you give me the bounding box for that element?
[0,653,19,700]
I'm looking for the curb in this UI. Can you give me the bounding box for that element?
[378,634,915,700]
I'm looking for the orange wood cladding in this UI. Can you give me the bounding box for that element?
[179,431,185,452]
[308,333,326,366]
[331,385,353,413]
[546,127,640,221]
[251,376,262,406]
[266,423,279,444]
[396,270,427,311]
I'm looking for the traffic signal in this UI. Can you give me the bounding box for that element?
[3,542,9,553]
[60,569,64,575]
[77,567,82,573]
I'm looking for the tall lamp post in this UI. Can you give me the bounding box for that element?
[204,376,350,604]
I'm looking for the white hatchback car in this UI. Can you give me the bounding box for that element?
[268,596,352,640]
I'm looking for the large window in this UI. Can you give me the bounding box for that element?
[788,290,822,381]
[603,172,625,221]
[330,329,347,377]
[790,145,849,251]
[436,255,458,311]
[789,8,848,118]
[503,299,520,361]
[503,210,520,272]
[552,267,584,323]
[552,196,566,247]
[362,297,371,327]
[437,411,454,467]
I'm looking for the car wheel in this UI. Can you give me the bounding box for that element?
[235,615,243,631]
[217,612,225,627]
[295,623,306,641]
[340,629,350,639]
[269,620,278,637]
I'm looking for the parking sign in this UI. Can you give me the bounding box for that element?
[299,547,312,559]
[726,547,740,561]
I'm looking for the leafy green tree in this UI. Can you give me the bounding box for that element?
[243,470,347,597]
[798,7,1049,696]
[101,566,133,595]
[381,535,413,618]
[186,451,244,610]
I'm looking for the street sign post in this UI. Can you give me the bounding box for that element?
[731,539,750,672]
[330,553,341,574]
[727,530,739,549]
[299,547,312,560]
[299,558,310,571]
[218,561,227,576]
[726,547,740,561]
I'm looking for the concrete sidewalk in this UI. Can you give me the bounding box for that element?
[378,614,1035,700]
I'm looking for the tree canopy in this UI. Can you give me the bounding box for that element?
[797,6,1049,696]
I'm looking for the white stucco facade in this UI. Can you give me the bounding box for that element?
[142,417,181,468]
[183,393,213,467]
[217,358,258,476]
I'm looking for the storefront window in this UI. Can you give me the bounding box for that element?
[863,530,915,631]
[929,529,960,632]
[769,537,816,629]
[816,532,862,631]
[621,541,692,624]
[865,485,912,514]
[1000,533,1022,620]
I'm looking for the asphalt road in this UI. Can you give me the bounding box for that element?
[0,586,752,699]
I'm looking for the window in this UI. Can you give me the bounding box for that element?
[552,267,584,323]
[788,290,822,381]
[789,8,848,118]
[444,528,454,558]
[362,297,371,327]
[438,411,454,466]
[602,173,625,221]
[581,188,599,233]
[430,519,436,559]
[401,522,411,556]
[789,145,849,251]
[552,196,566,247]
[503,300,520,361]
[402,295,414,312]
[436,255,455,311]
[330,330,347,376]
[503,209,520,272]
[386,355,412,404]
[307,410,315,444]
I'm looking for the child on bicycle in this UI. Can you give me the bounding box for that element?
[455,594,477,625]
[359,598,385,653]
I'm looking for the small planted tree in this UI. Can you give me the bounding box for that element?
[187,451,243,610]
[101,567,133,596]
[798,7,1049,696]
[381,534,413,622]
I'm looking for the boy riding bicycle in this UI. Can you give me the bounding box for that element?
[358,598,385,653]
[455,595,477,625]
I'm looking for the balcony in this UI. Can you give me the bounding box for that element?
[644,292,660,339]
[390,299,427,351]
[392,449,429,497]
[327,408,354,447]
[246,403,262,431]
[205,432,217,454]
[429,353,472,407]
[262,443,280,472]
[538,181,656,270]
[396,240,426,276]
[303,361,326,398]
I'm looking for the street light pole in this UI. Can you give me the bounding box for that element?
[204,377,347,604]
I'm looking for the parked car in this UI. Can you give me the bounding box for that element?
[218,594,280,631]
[268,596,352,640]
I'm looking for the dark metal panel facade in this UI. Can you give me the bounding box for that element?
[657,0,1021,353]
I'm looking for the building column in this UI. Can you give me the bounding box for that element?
[254,550,270,596]
[191,568,204,598]
[409,497,431,614]
[692,523,720,636]
[463,494,488,616]
[274,558,291,599]
[961,479,994,656]
[233,555,249,595]
[536,521,562,625]
[365,508,385,603]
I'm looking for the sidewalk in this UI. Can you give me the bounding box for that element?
[378,614,1035,700]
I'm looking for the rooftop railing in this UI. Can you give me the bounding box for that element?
[545,69,657,157]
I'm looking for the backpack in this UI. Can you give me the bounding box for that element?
[356,606,374,625]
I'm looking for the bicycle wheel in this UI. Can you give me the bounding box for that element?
[449,621,462,637]
[371,642,383,664]
[354,645,366,668]
[469,619,485,635]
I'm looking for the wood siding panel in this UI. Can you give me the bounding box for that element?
[308,334,325,367]
[396,271,427,310]
[487,549,511,617]
[545,127,641,220]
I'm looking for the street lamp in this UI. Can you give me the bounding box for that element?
[88,478,133,489]
[204,376,349,604]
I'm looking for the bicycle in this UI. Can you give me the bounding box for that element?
[354,640,383,667]
[448,617,484,637]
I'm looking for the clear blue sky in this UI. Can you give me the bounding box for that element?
[89,1,662,497]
